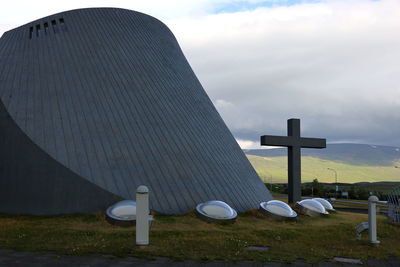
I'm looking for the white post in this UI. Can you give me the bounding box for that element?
[136,185,149,246]
[368,195,380,244]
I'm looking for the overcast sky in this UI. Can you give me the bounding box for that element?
[1,0,399,149]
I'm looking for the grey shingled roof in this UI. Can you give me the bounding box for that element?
[0,8,272,214]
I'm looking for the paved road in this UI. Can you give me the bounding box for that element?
[0,250,399,266]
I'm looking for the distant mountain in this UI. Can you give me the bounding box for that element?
[244,143,400,166]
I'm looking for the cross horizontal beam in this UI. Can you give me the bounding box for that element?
[260,135,296,147]
[300,137,326,148]
[260,135,326,148]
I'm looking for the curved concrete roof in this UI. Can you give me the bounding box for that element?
[0,8,272,214]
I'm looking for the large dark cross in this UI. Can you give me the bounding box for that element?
[260,119,326,203]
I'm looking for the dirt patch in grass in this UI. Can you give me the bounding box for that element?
[0,211,399,263]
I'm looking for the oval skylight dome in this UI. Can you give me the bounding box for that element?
[259,200,297,220]
[106,200,137,225]
[296,199,329,217]
[196,200,237,223]
[107,200,136,219]
[313,198,335,211]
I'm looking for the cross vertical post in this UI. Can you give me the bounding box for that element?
[288,119,301,203]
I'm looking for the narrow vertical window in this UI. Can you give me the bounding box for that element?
[44,22,49,35]
[29,26,33,39]
[36,24,40,37]
[51,19,57,34]
[59,18,67,32]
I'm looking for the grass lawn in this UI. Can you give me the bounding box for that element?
[247,155,400,184]
[0,211,399,263]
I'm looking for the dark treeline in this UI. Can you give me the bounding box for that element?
[265,179,390,201]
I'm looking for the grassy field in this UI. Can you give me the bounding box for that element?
[0,211,399,263]
[248,155,400,184]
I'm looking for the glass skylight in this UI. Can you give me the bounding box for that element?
[296,199,329,216]
[106,200,154,226]
[106,200,137,222]
[259,200,297,220]
[196,200,237,223]
[313,198,335,211]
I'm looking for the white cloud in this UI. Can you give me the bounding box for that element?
[215,99,235,109]
[1,0,399,146]
[236,138,283,149]
[236,139,261,149]
[167,0,400,145]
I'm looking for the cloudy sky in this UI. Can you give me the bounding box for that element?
[1,0,399,149]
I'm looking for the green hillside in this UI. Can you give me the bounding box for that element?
[247,155,400,184]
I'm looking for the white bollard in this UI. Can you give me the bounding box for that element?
[368,195,380,244]
[136,185,149,246]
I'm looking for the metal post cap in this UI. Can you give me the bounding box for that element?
[368,195,379,202]
[136,185,149,194]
